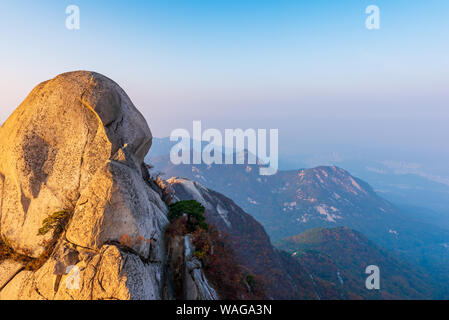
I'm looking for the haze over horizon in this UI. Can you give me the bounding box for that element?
[1,0,448,160]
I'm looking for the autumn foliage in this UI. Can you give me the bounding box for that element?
[165,200,265,300]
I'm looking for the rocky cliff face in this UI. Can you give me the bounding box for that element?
[164,177,319,300]
[0,72,215,300]
[163,234,218,300]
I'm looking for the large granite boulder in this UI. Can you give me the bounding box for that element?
[0,71,160,257]
[0,71,169,300]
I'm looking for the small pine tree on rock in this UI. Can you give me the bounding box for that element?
[168,200,208,232]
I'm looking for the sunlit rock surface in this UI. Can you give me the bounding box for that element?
[0,72,170,300]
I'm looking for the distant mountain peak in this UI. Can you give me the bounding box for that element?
[149,151,402,244]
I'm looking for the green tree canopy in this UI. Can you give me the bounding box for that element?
[168,200,208,231]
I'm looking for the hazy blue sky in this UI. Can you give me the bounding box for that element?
[1,0,448,157]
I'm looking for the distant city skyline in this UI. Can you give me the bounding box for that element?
[1,0,448,158]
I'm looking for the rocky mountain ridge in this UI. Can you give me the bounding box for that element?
[150,151,449,252]
[163,177,318,299]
